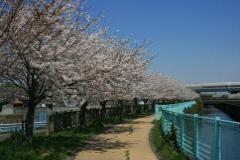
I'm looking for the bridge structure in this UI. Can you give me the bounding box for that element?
[186,82,240,94]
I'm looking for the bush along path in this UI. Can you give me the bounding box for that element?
[75,115,157,160]
[151,120,187,160]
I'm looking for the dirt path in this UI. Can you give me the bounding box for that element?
[74,116,157,160]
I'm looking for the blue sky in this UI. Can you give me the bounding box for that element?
[88,0,240,84]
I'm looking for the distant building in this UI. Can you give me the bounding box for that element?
[0,99,49,122]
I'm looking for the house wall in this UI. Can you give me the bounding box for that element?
[0,104,14,115]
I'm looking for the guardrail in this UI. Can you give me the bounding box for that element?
[155,101,240,160]
[0,121,47,133]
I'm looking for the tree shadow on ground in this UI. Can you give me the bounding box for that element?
[78,121,144,153]
[79,136,135,153]
[129,120,151,124]
[103,125,135,135]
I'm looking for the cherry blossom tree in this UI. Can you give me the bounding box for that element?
[50,29,196,125]
[0,0,97,142]
[132,73,199,107]
[92,38,150,119]
[50,34,151,127]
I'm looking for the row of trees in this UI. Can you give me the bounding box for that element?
[0,0,198,142]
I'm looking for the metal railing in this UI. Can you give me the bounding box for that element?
[155,101,240,160]
[0,121,47,133]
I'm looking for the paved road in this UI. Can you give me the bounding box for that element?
[75,116,157,160]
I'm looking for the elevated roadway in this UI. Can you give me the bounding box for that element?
[186,82,240,93]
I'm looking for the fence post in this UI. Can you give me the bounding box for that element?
[154,105,157,119]
[166,111,170,134]
[167,112,170,134]
[161,109,166,135]
[75,111,79,128]
[215,117,221,160]
[180,114,185,150]
[193,114,199,159]
[21,120,25,134]
[158,106,162,119]
[172,112,175,126]
[47,114,54,135]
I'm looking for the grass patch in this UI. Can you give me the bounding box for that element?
[0,118,116,160]
[151,120,187,160]
[0,129,94,160]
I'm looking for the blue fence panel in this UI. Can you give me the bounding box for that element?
[155,101,240,160]
[38,111,47,122]
[198,117,215,160]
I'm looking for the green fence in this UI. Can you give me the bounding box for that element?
[155,101,240,160]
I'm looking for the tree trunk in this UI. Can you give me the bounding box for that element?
[79,101,88,130]
[25,101,36,143]
[143,99,148,112]
[152,100,156,112]
[134,98,140,114]
[118,100,124,121]
[100,101,107,119]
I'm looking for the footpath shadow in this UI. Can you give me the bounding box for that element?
[103,125,134,135]
[81,136,134,153]
[79,125,137,153]
[127,120,151,125]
